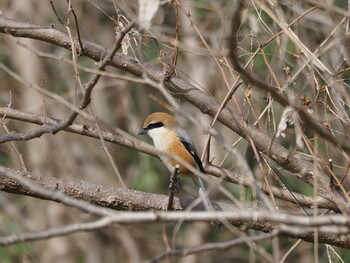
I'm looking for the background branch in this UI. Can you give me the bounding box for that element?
[0,15,320,187]
[1,166,350,248]
[0,107,338,211]
[1,1,350,261]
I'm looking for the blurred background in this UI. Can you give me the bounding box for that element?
[0,0,350,262]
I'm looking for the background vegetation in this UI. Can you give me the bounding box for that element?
[0,0,350,262]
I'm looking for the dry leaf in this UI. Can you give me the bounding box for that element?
[276,106,303,149]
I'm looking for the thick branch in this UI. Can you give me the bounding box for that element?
[0,166,234,212]
[228,1,350,154]
[1,166,350,247]
[165,78,315,183]
[0,107,338,211]
[0,16,316,184]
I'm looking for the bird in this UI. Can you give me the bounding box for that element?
[138,112,212,210]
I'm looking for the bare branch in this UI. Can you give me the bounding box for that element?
[0,165,232,212]
[228,2,350,154]
[0,166,350,247]
[0,14,333,191]
[145,231,279,263]
[0,107,338,211]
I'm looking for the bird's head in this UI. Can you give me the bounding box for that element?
[138,112,176,139]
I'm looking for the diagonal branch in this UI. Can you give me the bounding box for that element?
[228,1,350,154]
[0,16,135,140]
[0,15,340,192]
[0,107,338,211]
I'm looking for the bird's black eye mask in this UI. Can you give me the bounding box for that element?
[145,121,164,130]
[138,121,164,136]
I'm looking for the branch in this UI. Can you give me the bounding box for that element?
[0,165,233,212]
[145,231,279,263]
[165,78,315,184]
[228,1,350,154]
[0,15,345,206]
[0,15,317,185]
[0,17,135,144]
[206,165,336,211]
[0,107,338,211]
[0,16,145,77]
[1,166,350,247]
[0,216,117,247]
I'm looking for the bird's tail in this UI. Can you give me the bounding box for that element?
[193,177,214,212]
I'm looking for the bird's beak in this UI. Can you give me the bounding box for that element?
[138,128,148,136]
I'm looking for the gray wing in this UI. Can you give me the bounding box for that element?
[176,128,205,173]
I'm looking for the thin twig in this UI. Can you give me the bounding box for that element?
[0,15,344,180]
[280,239,302,263]
[49,0,65,25]
[0,107,339,211]
[145,231,279,263]
[229,3,350,154]
[66,0,84,52]
[165,0,180,79]
[90,110,126,188]
[167,165,179,211]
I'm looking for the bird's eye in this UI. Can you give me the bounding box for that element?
[146,121,164,130]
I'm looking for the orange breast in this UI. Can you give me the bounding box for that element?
[167,139,195,174]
